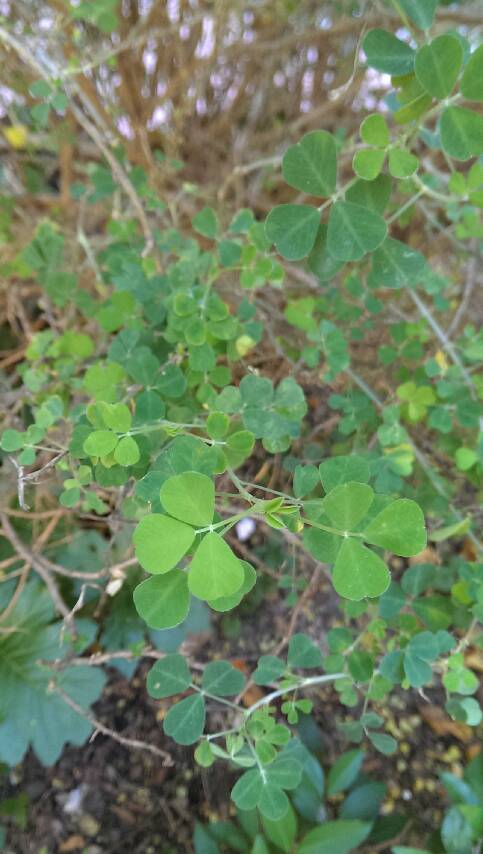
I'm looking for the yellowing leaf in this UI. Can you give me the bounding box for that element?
[4,125,28,149]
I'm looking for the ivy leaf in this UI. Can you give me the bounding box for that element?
[363,29,415,75]
[265,204,320,260]
[160,471,215,527]
[461,45,483,102]
[133,571,190,629]
[288,633,322,669]
[83,429,118,457]
[113,435,140,466]
[133,514,195,573]
[440,106,483,161]
[163,693,206,745]
[319,455,370,493]
[327,202,387,262]
[146,654,191,699]
[415,35,463,100]
[188,533,244,600]
[282,130,337,197]
[332,540,390,600]
[202,660,245,696]
[320,482,374,529]
[363,499,426,557]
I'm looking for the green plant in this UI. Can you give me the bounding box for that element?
[0,0,481,848]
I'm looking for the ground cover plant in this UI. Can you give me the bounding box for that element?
[0,0,482,851]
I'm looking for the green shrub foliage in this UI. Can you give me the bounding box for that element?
[0,2,481,847]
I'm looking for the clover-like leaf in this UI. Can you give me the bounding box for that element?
[363,499,426,557]
[282,130,337,197]
[265,204,320,260]
[133,571,190,629]
[83,429,118,457]
[146,654,191,699]
[202,660,245,696]
[320,482,374,530]
[160,471,215,527]
[288,633,323,669]
[363,29,415,75]
[332,539,390,600]
[327,202,387,261]
[415,35,463,100]
[440,106,483,161]
[133,514,195,573]
[163,693,206,745]
[461,44,483,102]
[319,455,370,493]
[188,532,244,600]
[114,435,140,466]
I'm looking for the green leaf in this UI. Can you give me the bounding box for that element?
[265,204,320,260]
[367,731,397,755]
[192,206,219,238]
[340,781,386,819]
[188,533,244,600]
[360,114,389,147]
[415,35,463,99]
[208,560,256,612]
[370,238,426,288]
[399,0,437,29]
[388,149,419,179]
[253,655,286,685]
[403,651,432,688]
[133,571,190,629]
[288,633,323,669]
[299,820,371,854]
[327,750,365,795]
[353,149,386,181]
[261,802,297,853]
[0,429,24,451]
[133,514,195,573]
[163,693,205,745]
[319,455,370,493]
[461,45,483,102]
[346,174,392,214]
[440,106,483,161]
[320,482,374,529]
[232,770,264,811]
[332,540,390,601]
[113,435,140,466]
[160,471,215,527]
[363,499,426,557]
[99,402,132,432]
[294,464,319,498]
[83,429,118,457]
[282,130,337,197]
[363,29,415,75]
[0,580,105,766]
[258,785,289,821]
[146,654,191,698]
[307,223,344,281]
[327,202,387,262]
[202,661,245,696]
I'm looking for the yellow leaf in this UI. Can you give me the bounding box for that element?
[435,349,449,372]
[4,125,28,149]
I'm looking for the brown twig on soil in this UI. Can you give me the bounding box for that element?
[49,680,173,766]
